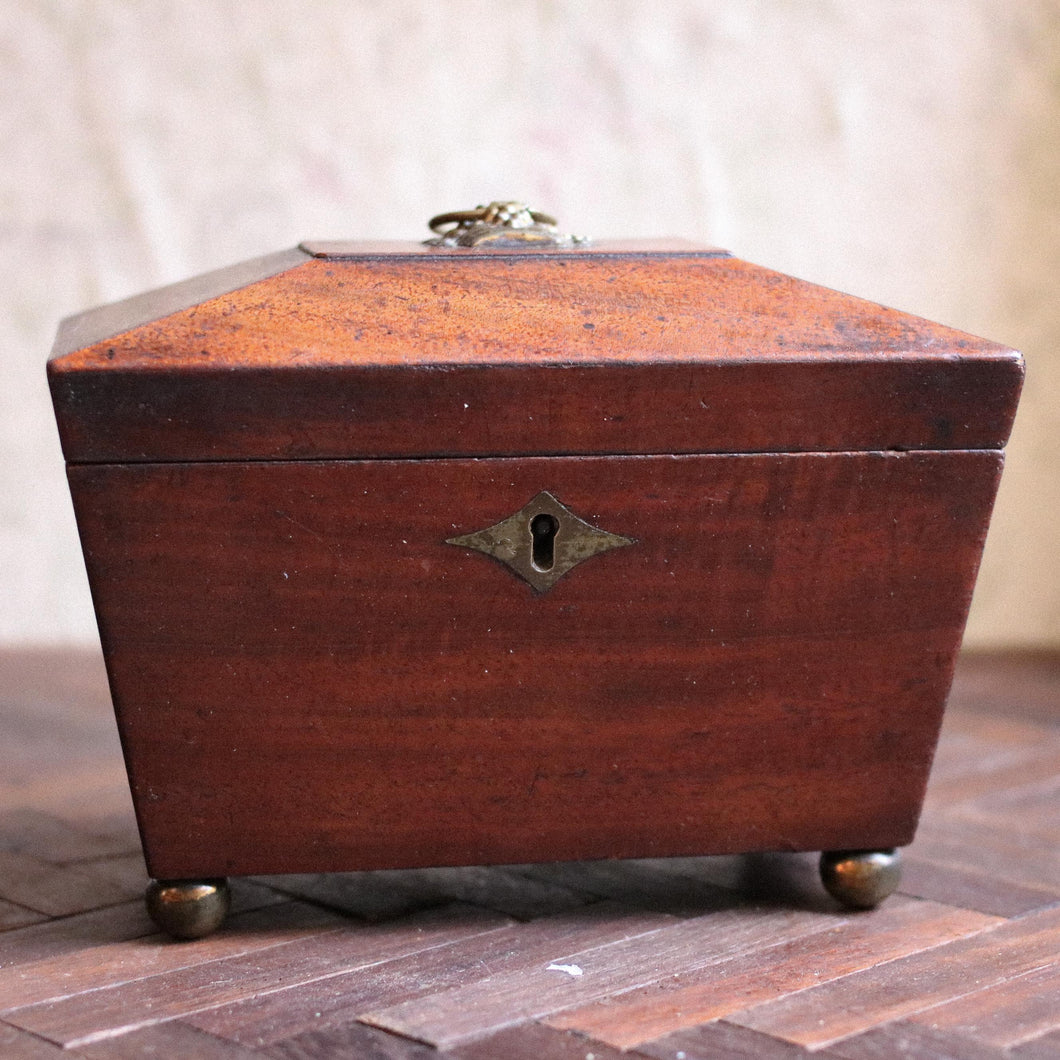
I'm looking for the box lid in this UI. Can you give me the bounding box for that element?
[48,240,1023,462]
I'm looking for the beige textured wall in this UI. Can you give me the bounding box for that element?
[3,1,1058,647]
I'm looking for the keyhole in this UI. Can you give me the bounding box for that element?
[530,512,559,571]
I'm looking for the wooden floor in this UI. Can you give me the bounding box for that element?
[1,650,1058,1059]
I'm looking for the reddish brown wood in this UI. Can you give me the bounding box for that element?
[74,1022,264,1060]
[362,904,845,1050]
[728,904,1060,1049]
[897,855,1060,918]
[446,1022,630,1060]
[0,903,343,1013]
[0,1024,68,1059]
[638,1021,820,1060]
[48,248,1022,462]
[187,903,673,1049]
[2,650,1060,1058]
[6,904,493,1048]
[546,898,997,1048]
[823,1023,1007,1059]
[908,961,1060,1047]
[259,1021,440,1059]
[67,450,999,878]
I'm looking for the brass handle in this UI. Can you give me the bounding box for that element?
[425,201,587,249]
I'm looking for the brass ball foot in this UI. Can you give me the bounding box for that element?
[819,849,902,910]
[146,878,231,939]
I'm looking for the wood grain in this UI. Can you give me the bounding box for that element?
[908,961,1060,1047]
[49,249,1022,462]
[68,450,1000,878]
[188,903,672,1049]
[445,1021,629,1060]
[74,1021,264,1059]
[1,650,1058,1059]
[0,1024,67,1059]
[0,902,345,1013]
[0,881,282,970]
[824,1022,1009,1059]
[6,904,500,1048]
[261,1020,439,1060]
[728,904,1060,1049]
[362,904,850,1049]
[897,855,1060,918]
[545,897,998,1048]
[637,1020,818,1060]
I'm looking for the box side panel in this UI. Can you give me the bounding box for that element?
[68,451,1002,878]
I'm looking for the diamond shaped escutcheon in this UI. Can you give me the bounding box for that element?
[445,491,634,592]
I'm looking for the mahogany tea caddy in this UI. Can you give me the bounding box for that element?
[48,205,1023,937]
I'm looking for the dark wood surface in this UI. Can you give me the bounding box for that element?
[69,450,999,878]
[1,649,1058,1057]
[49,248,1022,462]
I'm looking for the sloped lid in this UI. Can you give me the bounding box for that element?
[49,241,1023,462]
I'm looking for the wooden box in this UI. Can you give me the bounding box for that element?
[49,232,1023,936]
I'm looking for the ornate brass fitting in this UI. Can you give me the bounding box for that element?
[447,490,632,592]
[426,201,588,248]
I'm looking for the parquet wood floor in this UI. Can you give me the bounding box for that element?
[1,650,1057,1058]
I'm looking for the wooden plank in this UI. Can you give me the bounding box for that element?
[259,863,592,923]
[3,766,134,825]
[897,855,1060,918]
[362,903,849,1050]
[824,1022,1007,1059]
[74,1021,263,1059]
[922,747,1060,811]
[650,850,841,912]
[6,904,505,1048]
[0,1024,68,1059]
[906,818,1060,895]
[70,451,998,879]
[1013,1029,1060,1058]
[0,809,140,865]
[0,901,47,932]
[0,880,282,969]
[546,897,996,1047]
[446,1021,629,1060]
[187,903,673,1048]
[260,1020,439,1059]
[908,960,1060,1047]
[0,848,141,918]
[638,1020,816,1060]
[728,904,1060,1049]
[0,901,345,1012]
[948,651,1060,727]
[253,871,449,923]
[952,773,1060,845]
[510,859,740,916]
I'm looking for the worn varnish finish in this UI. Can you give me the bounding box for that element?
[69,450,1000,878]
[1,650,1059,1058]
[49,245,1022,462]
[47,242,1022,926]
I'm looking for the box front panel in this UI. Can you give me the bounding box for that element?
[69,452,1001,877]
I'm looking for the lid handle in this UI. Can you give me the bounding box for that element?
[425,201,588,248]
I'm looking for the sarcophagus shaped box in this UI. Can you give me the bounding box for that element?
[49,207,1022,937]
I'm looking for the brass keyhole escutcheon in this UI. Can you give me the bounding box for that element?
[446,491,634,592]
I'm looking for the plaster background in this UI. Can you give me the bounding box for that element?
[3,1,1057,647]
